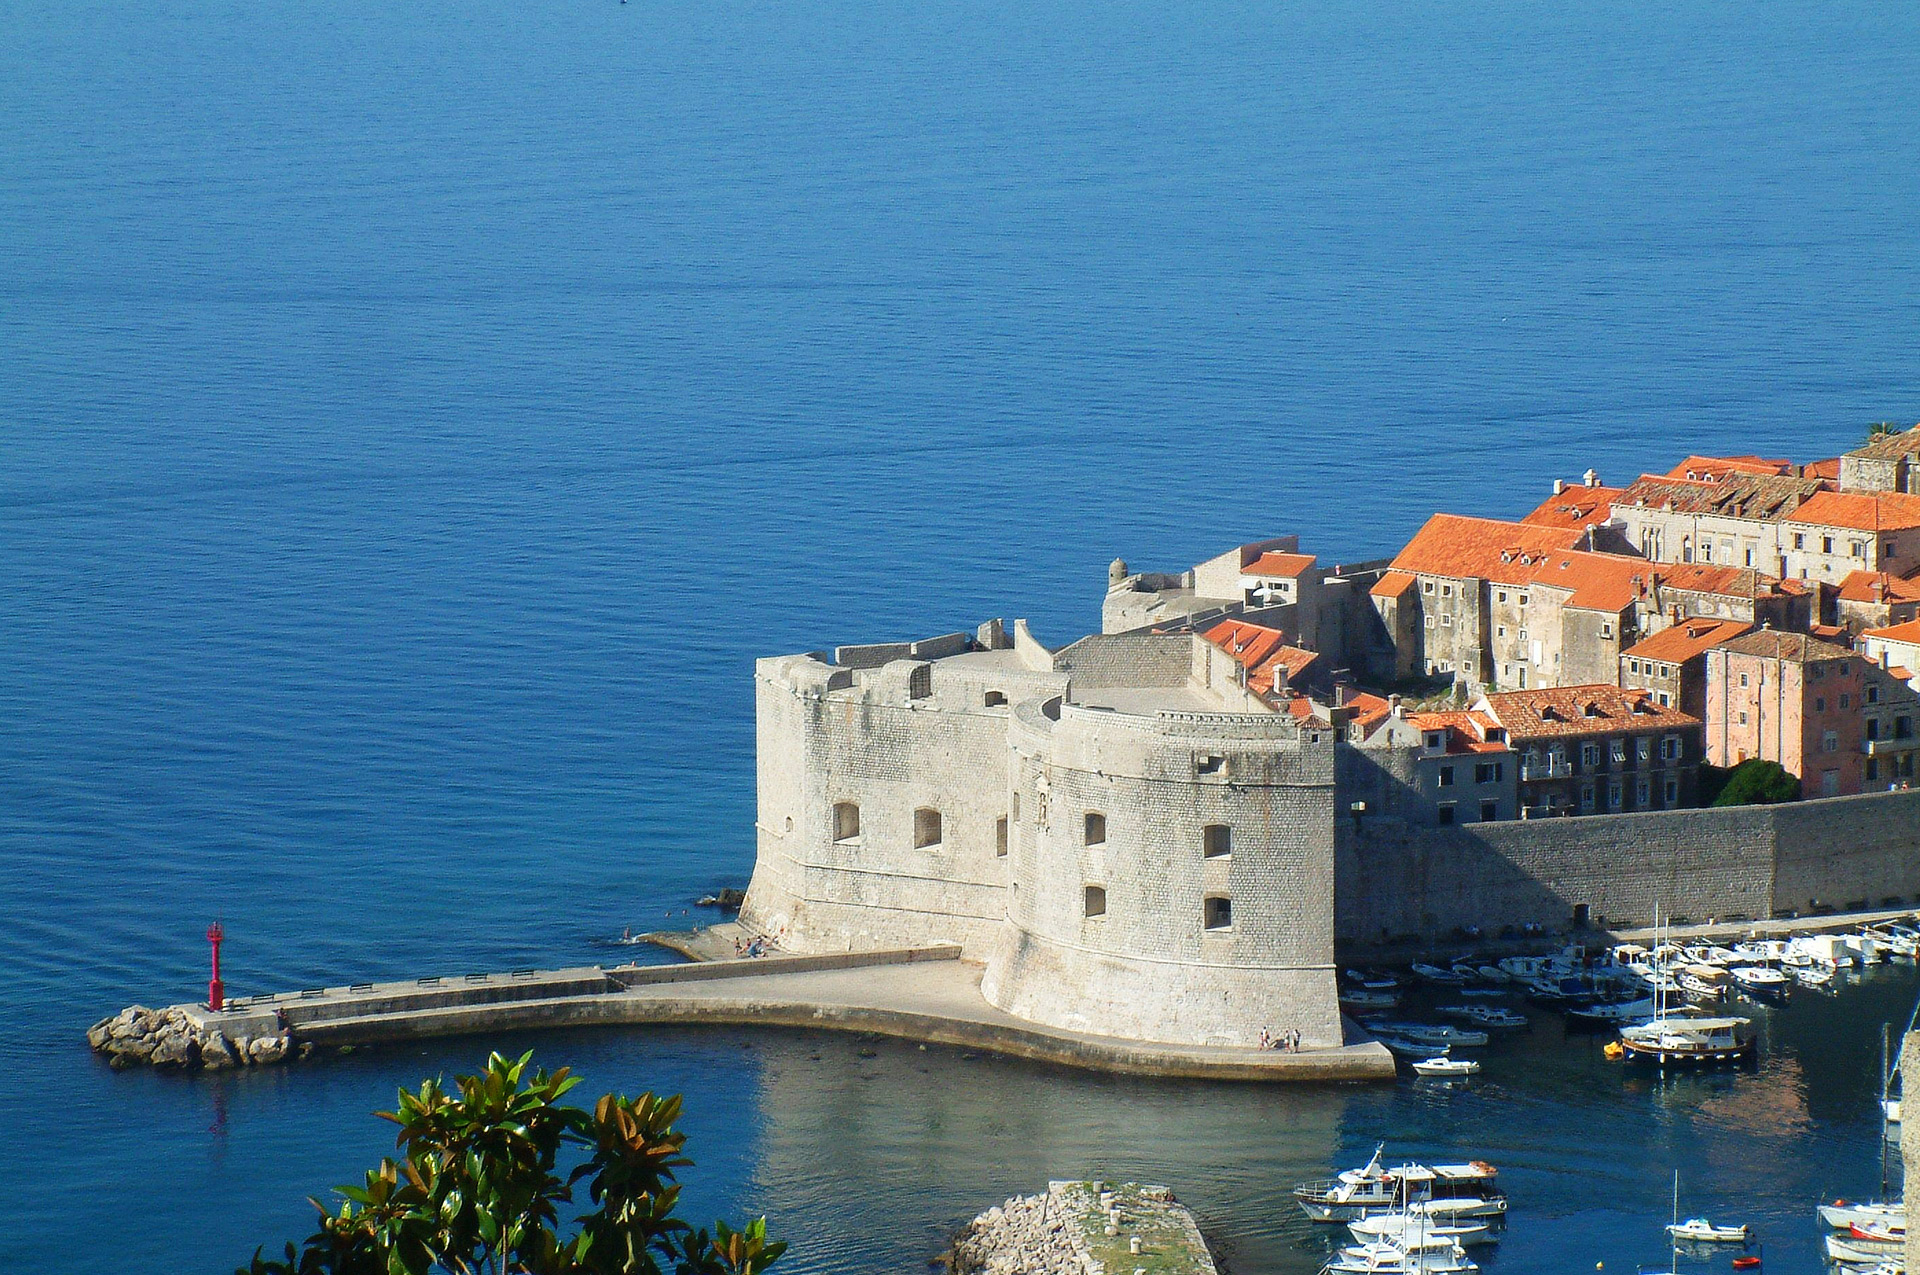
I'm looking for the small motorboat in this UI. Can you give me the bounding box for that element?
[1728,965,1789,991]
[1729,1257,1761,1271]
[1412,1057,1480,1077]
[1412,962,1467,985]
[1459,1006,1527,1029]
[1349,1213,1494,1246]
[1667,1217,1750,1243]
[1825,1233,1900,1264]
[1342,989,1402,1011]
[1819,1200,1905,1231]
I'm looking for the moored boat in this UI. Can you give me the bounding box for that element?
[1294,1149,1503,1224]
[1619,1015,1755,1064]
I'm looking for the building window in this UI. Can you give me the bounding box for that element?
[1197,754,1225,775]
[1852,541,1867,558]
[1664,778,1678,804]
[1738,711,1749,725]
[1579,785,1595,813]
[1084,812,1107,846]
[1823,536,1834,554]
[1636,777,1649,806]
[1203,824,1232,858]
[1084,886,1107,917]
[832,802,862,843]
[1475,761,1503,783]
[1497,591,1508,603]
[1611,739,1626,762]
[1480,799,1498,822]
[1518,594,1529,607]
[1441,584,1453,598]
[1745,548,1754,566]
[1658,692,1670,707]
[984,689,1008,707]
[1869,685,1881,704]
[1815,697,1825,713]
[1739,672,1749,688]
[1822,731,1839,753]
[1841,693,1851,709]
[1441,614,1453,627]
[1608,781,1622,809]
[1423,580,1435,594]
[1438,765,1455,787]
[1011,791,1020,821]
[1204,896,1233,931]
[1601,623,1614,640]
[1581,743,1599,768]
[1793,533,1804,550]
[1498,626,1508,638]
[1868,757,1881,782]
[914,807,943,849]
[1437,802,1455,825]
[996,816,1009,857]
[1425,616,1436,629]
[1518,628,1529,642]
[1701,542,1713,562]
[1869,718,1882,740]
[1637,737,1651,760]
[909,665,933,699]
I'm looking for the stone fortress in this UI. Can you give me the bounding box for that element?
[740,428,1920,1055]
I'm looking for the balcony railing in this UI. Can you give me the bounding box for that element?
[1521,759,1573,781]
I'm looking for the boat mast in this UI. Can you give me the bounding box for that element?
[1880,1021,1891,1201]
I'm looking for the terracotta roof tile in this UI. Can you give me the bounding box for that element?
[1804,458,1843,481]
[1836,570,1920,604]
[1480,684,1701,740]
[1845,425,1920,461]
[1788,489,1920,533]
[1714,630,1855,663]
[1622,618,1753,664]
[1370,570,1418,599]
[1343,692,1393,733]
[1405,709,1511,754]
[1863,618,1920,644]
[1662,455,1793,481]
[1202,619,1319,697]
[1389,514,1585,585]
[1520,487,1625,529]
[1613,472,1826,520]
[1242,551,1316,579]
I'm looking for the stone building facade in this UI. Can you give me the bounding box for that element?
[1474,686,1702,817]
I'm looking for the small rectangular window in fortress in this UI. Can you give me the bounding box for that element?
[984,689,1008,707]
[914,807,943,849]
[1204,895,1232,931]
[1084,886,1106,917]
[1084,812,1106,845]
[996,817,1008,857]
[1196,754,1225,776]
[1202,824,1231,858]
[832,802,861,843]
[908,665,933,699]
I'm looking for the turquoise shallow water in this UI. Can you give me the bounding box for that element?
[2,0,1919,1270]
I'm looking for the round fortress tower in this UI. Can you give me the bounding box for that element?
[982,696,1343,1049]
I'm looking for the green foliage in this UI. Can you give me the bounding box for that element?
[241,1051,785,1275]
[1705,758,1801,807]
[1869,421,1899,439]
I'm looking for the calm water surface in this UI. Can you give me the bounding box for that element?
[2,1,1918,1270]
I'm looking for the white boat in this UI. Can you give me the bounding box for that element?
[1620,1015,1756,1064]
[1411,963,1467,985]
[1728,965,1790,991]
[1393,1024,1490,1048]
[1793,965,1834,988]
[1411,1057,1480,1077]
[1459,1007,1527,1029]
[1294,1149,1503,1223]
[1342,990,1402,1010]
[1666,1217,1749,1243]
[1324,1239,1479,1274]
[1827,1233,1901,1264]
[1568,997,1660,1024]
[1413,1197,1508,1221]
[1349,1214,1495,1246]
[1821,1201,1907,1230]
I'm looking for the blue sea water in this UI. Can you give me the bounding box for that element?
[3,0,1919,1270]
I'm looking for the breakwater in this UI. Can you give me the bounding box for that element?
[85,945,1396,1083]
[947,1181,1218,1275]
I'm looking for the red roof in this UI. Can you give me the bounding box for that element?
[1648,563,1789,600]
[1405,709,1510,754]
[1343,691,1393,733]
[1389,515,1584,585]
[1863,618,1920,644]
[1521,487,1625,529]
[1202,619,1320,697]
[1836,570,1920,605]
[1663,455,1793,481]
[1787,489,1920,533]
[1622,618,1754,664]
[1804,457,1843,481]
[1242,551,1316,579]
[1370,570,1417,599]
[1480,685,1700,740]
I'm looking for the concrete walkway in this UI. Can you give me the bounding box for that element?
[180,947,1394,1084]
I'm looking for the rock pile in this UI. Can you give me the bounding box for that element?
[948,1190,1081,1275]
[86,1005,304,1072]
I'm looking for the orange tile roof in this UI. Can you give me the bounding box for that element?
[1846,424,1920,461]
[1370,570,1418,599]
[1389,515,1584,585]
[1863,618,1920,644]
[1242,551,1316,579]
[1647,563,1789,600]
[1804,458,1843,481]
[1405,709,1511,754]
[1614,472,1826,520]
[1202,619,1320,696]
[1520,487,1625,529]
[1836,570,1920,604]
[1343,691,1393,733]
[1622,618,1753,664]
[1715,630,1856,663]
[1662,455,1792,481]
[1787,489,1920,533]
[1810,623,1849,641]
[1480,684,1701,740]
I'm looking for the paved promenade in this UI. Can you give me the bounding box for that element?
[172,945,1394,1083]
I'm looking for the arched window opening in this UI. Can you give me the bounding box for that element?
[1202,824,1231,858]
[914,807,943,849]
[1084,886,1107,917]
[832,802,860,844]
[1084,812,1107,846]
[1204,895,1233,931]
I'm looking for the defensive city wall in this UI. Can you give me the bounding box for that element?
[740,613,1920,1056]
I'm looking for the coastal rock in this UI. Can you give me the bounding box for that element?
[86,1017,115,1051]
[249,1034,289,1065]
[200,1032,236,1070]
[149,1033,198,1070]
[229,1035,253,1064]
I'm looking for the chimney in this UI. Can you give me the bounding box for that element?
[1388,693,1403,719]
[1584,468,1600,488]
[1553,478,1567,496]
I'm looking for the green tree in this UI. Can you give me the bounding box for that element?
[1707,758,1801,807]
[1869,421,1899,439]
[242,1051,785,1275]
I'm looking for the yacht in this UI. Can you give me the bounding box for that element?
[1323,1239,1479,1274]
[1294,1148,1503,1223]
[1349,1215,1494,1247]
[1619,1015,1755,1064]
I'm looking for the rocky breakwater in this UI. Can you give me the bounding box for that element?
[86,1005,305,1072]
[948,1181,1217,1275]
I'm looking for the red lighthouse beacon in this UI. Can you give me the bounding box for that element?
[207,921,226,1012]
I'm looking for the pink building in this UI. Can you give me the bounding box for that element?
[1702,630,1920,796]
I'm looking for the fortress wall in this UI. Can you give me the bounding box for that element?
[741,656,1065,958]
[983,704,1342,1048]
[1052,634,1195,687]
[1769,787,1920,914]
[1336,785,1920,944]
